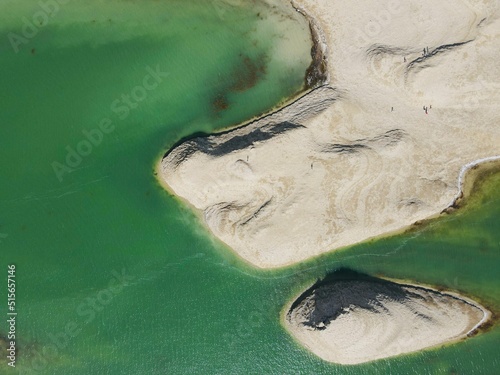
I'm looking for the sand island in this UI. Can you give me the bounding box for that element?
[283,270,490,365]
[159,0,500,269]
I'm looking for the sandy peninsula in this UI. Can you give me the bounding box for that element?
[283,270,491,365]
[159,0,500,268]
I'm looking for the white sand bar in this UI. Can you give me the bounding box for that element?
[284,272,490,365]
[160,0,500,268]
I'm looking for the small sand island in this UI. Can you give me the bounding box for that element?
[160,0,500,268]
[283,270,490,365]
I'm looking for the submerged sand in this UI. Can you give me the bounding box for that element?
[283,270,490,365]
[160,0,500,269]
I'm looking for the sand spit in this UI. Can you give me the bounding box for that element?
[160,0,500,268]
[450,156,500,206]
[283,270,490,365]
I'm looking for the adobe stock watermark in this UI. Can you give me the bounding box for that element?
[460,75,500,112]
[8,0,71,54]
[346,0,402,56]
[444,276,460,289]
[51,65,170,182]
[16,268,134,374]
[212,0,242,21]
[222,304,266,349]
[221,283,310,352]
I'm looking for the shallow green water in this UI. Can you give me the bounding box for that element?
[0,1,499,374]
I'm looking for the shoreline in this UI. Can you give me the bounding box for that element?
[451,156,500,207]
[290,1,329,88]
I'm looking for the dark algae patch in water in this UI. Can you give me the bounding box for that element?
[212,53,269,116]
[213,93,230,114]
[230,53,268,92]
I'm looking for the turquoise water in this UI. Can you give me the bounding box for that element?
[0,1,499,374]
